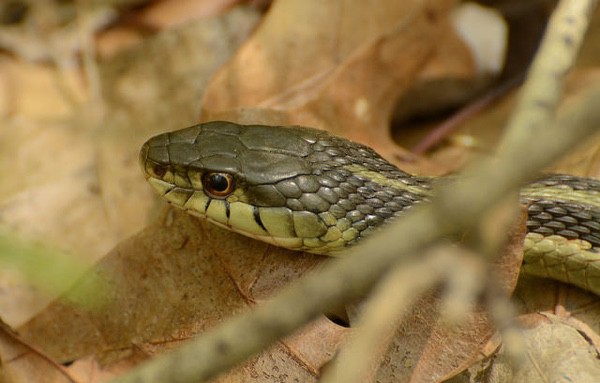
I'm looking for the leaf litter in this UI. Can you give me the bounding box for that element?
[0,0,599,382]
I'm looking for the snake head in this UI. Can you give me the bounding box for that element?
[139,121,337,253]
[139,121,319,205]
[140,121,427,254]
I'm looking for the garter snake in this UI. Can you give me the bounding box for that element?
[140,121,600,295]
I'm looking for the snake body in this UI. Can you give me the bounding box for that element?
[140,121,600,295]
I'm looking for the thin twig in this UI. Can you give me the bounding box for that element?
[320,249,454,383]
[498,0,596,152]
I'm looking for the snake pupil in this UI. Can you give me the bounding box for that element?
[210,174,228,191]
[202,172,234,198]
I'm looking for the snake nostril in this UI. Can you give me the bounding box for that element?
[152,164,167,178]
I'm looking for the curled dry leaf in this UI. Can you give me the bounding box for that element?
[513,268,600,350]
[449,313,600,383]
[516,313,600,381]
[201,0,474,173]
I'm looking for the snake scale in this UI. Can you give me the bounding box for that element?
[140,121,600,296]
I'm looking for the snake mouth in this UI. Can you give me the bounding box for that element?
[143,171,347,255]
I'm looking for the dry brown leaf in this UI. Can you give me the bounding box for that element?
[201,0,474,174]
[0,319,77,383]
[212,317,347,382]
[514,313,600,382]
[513,273,600,337]
[18,208,347,380]
[472,313,600,383]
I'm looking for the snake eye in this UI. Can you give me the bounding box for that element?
[202,172,235,198]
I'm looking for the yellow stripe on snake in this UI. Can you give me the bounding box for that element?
[140,121,600,296]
